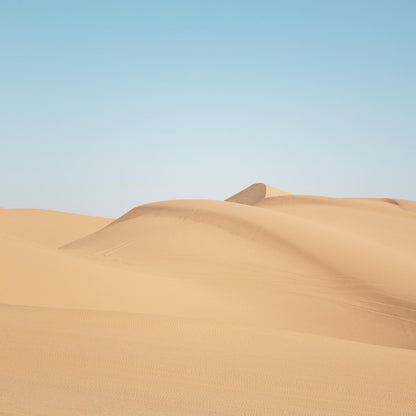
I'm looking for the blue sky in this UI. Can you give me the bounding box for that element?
[1,1,415,217]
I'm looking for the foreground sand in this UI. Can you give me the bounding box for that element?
[1,183,416,415]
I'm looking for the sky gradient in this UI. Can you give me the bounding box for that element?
[1,0,415,217]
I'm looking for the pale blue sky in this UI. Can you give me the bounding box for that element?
[1,1,415,217]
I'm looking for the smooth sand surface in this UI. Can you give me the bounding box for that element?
[1,183,416,415]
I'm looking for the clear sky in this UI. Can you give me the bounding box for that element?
[1,1,415,217]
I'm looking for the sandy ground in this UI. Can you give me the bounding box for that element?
[1,183,416,415]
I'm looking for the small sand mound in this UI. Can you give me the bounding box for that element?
[225,183,290,205]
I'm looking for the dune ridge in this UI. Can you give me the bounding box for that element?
[1,183,416,415]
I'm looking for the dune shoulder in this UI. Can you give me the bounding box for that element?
[0,207,112,247]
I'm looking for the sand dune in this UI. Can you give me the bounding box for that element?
[1,183,416,415]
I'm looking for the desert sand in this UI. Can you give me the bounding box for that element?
[1,183,416,415]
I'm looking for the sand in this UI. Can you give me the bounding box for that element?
[1,183,416,415]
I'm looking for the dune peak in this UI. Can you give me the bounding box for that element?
[225,182,290,205]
